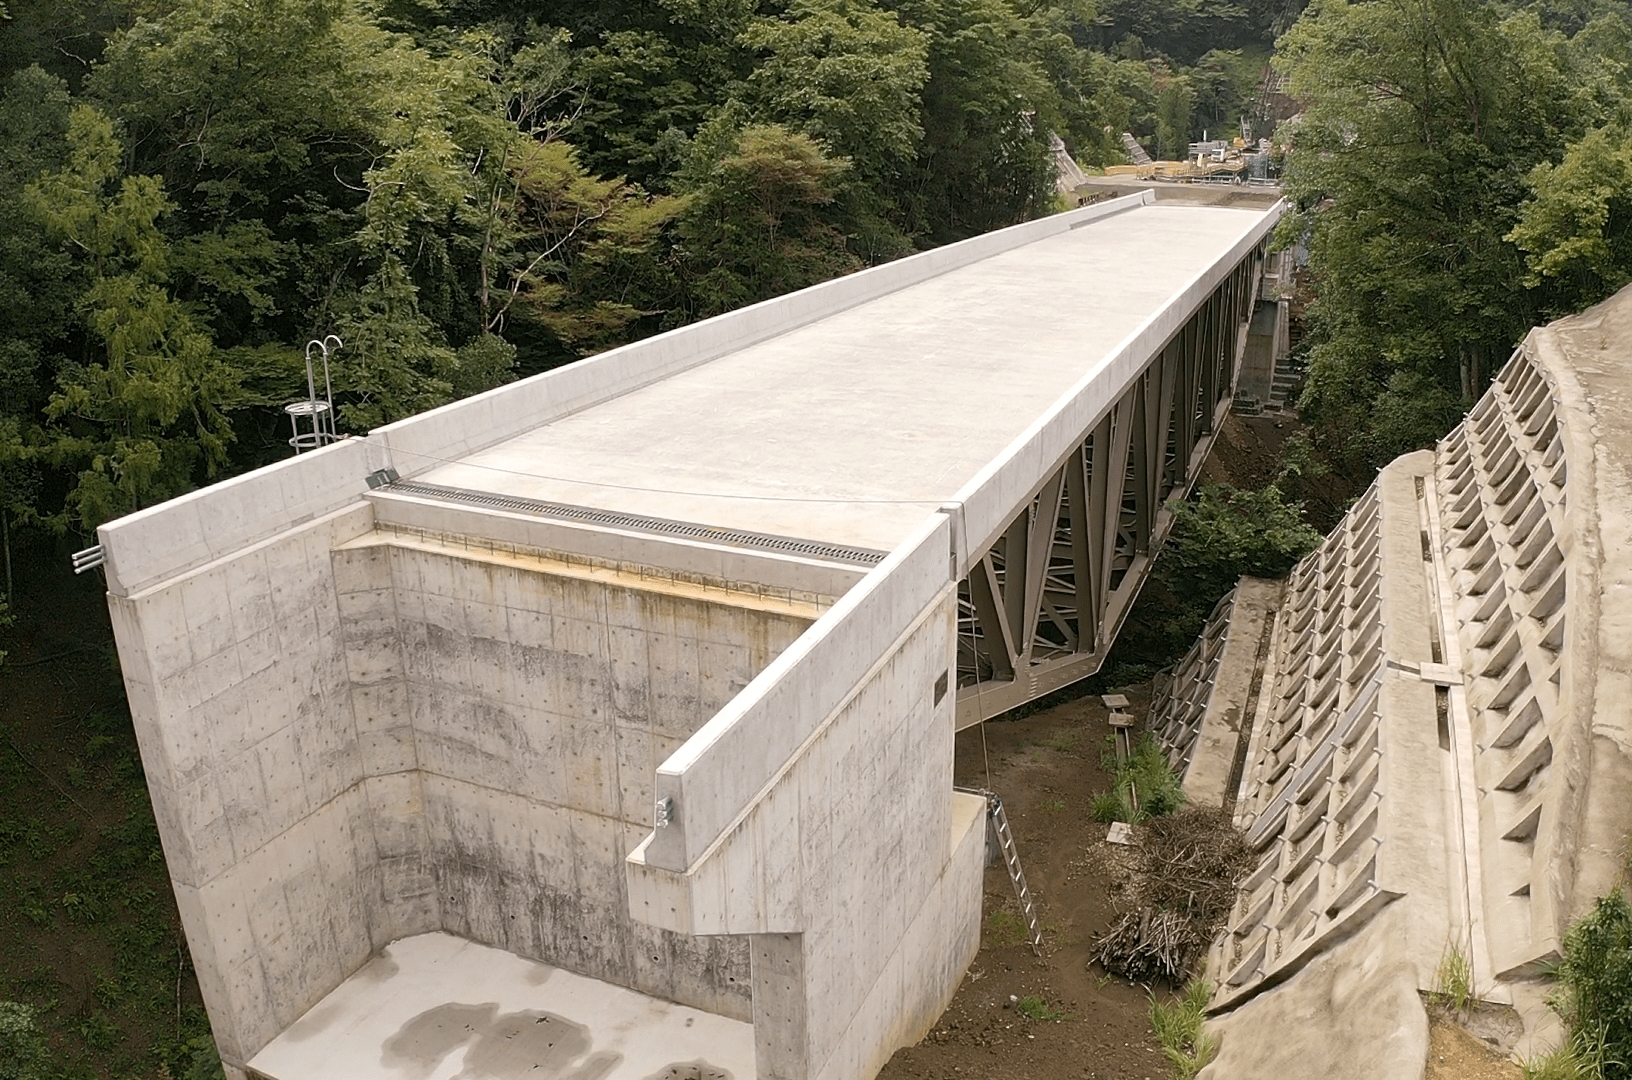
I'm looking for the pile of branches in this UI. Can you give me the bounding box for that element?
[1091,908,1204,982]
[1091,806,1257,982]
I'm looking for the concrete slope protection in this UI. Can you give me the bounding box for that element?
[96,191,1284,1080]
[1149,284,1632,1076]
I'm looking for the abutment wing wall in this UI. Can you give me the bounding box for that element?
[335,530,816,1017]
[108,504,394,1073]
[627,513,985,1079]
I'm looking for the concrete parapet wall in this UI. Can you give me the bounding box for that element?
[99,437,385,598]
[643,512,953,873]
[370,194,1154,481]
[949,208,1279,570]
[96,195,1169,601]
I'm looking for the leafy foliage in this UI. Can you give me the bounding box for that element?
[1159,481,1320,603]
[678,121,862,316]
[1546,891,1632,1076]
[0,1001,52,1080]
[1092,732,1187,824]
[1510,124,1632,316]
[25,104,243,531]
[1276,0,1630,471]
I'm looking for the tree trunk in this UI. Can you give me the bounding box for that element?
[1,507,10,609]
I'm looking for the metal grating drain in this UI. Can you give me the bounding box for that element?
[381,479,888,567]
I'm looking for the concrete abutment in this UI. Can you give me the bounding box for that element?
[97,193,1286,1079]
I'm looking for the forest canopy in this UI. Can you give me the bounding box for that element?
[0,0,1281,545]
[2,0,1632,549]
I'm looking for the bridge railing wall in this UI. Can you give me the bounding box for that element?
[373,193,1155,481]
[98,194,1155,600]
[643,510,953,873]
[949,204,1280,571]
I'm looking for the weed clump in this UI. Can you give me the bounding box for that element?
[1091,733,1186,825]
[1016,994,1066,1022]
[1523,891,1632,1079]
[1150,977,1218,1080]
[1430,942,1473,1019]
[985,910,1027,949]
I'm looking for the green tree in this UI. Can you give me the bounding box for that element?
[739,0,929,183]
[1276,0,1596,470]
[26,104,243,531]
[474,135,685,368]
[1159,482,1321,601]
[887,0,1059,242]
[677,120,862,316]
[1509,123,1632,315]
[739,0,930,256]
[0,1002,53,1080]
[0,67,77,565]
[1029,15,1151,168]
[570,0,759,187]
[1152,63,1195,158]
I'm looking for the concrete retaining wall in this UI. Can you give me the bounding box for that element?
[111,507,820,1076]
[628,511,985,1078]
[108,504,383,1068]
[335,531,815,1017]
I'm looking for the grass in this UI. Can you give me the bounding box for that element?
[1521,1038,1609,1080]
[986,910,1028,949]
[1092,732,1187,824]
[1150,977,1218,1080]
[1431,941,1473,1018]
[1040,797,1066,812]
[1016,994,1067,1022]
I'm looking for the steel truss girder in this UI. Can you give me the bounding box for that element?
[955,242,1266,728]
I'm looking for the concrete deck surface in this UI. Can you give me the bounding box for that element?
[245,933,756,1080]
[416,203,1271,552]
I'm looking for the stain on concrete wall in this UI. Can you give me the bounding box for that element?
[334,535,817,1020]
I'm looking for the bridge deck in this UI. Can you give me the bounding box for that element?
[414,202,1275,554]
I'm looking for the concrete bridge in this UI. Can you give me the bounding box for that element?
[96,190,1284,1080]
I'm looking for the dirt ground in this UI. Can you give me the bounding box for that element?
[873,686,1530,1080]
[878,689,1177,1080]
[1424,1011,1524,1080]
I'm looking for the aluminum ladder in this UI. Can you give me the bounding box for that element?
[987,793,1043,955]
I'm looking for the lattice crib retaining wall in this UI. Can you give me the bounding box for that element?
[1435,343,1579,976]
[1207,461,1451,1009]
[1150,588,1237,778]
